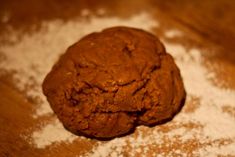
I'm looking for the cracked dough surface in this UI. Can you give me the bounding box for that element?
[42,26,186,138]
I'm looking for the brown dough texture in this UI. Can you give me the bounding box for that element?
[42,26,186,139]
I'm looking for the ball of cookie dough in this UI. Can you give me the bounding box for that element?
[42,26,186,139]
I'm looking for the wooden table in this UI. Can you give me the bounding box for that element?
[1,0,235,156]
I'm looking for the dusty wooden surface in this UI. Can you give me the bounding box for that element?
[0,0,235,156]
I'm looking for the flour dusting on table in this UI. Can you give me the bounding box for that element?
[0,10,235,156]
[32,119,78,148]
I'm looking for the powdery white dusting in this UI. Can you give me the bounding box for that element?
[164,29,182,38]
[84,42,235,157]
[0,11,158,118]
[32,119,77,148]
[0,11,158,149]
[1,8,235,156]
[167,45,235,108]
[86,128,160,157]
[163,42,235,155]
[198,143,235,157]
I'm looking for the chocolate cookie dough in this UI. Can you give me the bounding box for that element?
[42,26,186,139]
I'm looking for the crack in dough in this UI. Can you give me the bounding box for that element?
[42,26,186,139]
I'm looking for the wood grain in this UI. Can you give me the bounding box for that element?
[0,0,235,156]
